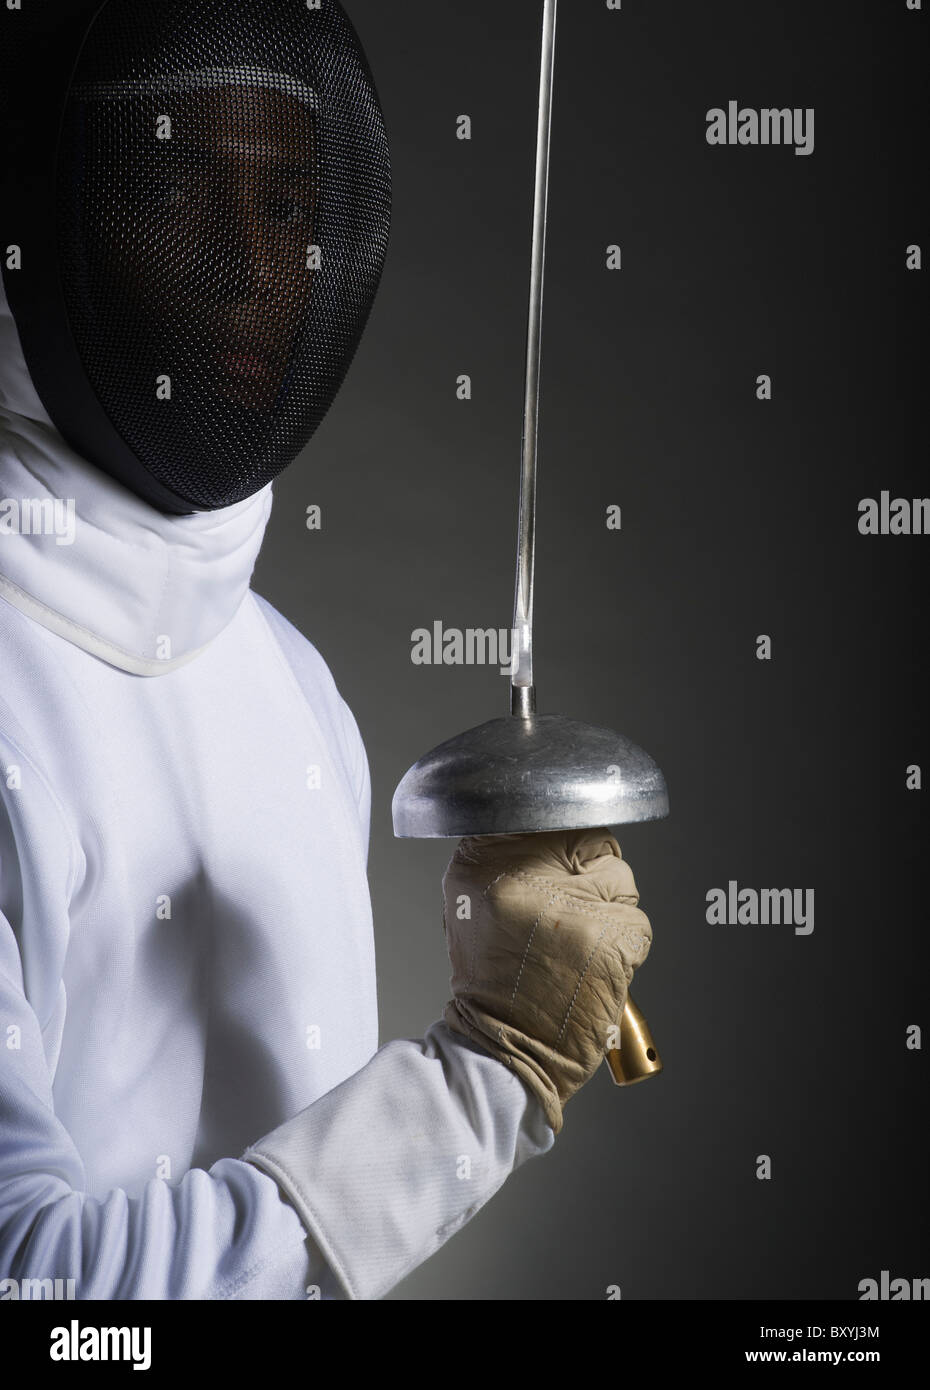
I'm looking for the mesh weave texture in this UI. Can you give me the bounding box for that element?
[57,0,391,510]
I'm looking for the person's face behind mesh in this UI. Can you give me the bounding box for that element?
[85,84,318,414]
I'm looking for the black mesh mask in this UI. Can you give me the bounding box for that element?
[0,0,391,513]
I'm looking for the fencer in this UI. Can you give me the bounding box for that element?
[0,0,654,1300]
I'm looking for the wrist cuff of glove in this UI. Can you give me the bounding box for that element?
[443,1000,564,1136]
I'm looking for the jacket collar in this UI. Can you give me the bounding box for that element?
[0,277,272,676]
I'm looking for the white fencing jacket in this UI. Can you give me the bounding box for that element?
[0,283,553,1301]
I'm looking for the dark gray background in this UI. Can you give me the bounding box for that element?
[253,0,928,1299]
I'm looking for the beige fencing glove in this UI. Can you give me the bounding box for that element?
[442,827,652,1136]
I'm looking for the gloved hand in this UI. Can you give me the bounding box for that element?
[441,827,652,1135]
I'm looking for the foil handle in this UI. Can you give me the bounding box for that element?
[604,991,663,1086]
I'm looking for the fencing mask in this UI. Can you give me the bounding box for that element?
[0,0,391,513]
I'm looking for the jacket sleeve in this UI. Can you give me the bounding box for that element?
[0,732,333,1301]
[0,727,555,1302]
[241,1021,555,1300]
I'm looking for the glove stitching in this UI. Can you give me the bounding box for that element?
[456,868,514,994]
[461,865,648,1045]
[486,867,646,1044]
[467,861,519,1006]
[501,894,557,1031]
[555,922,613,1046]
[498,869,649,952]
[482,868,513,895]
[503,868,640,917]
